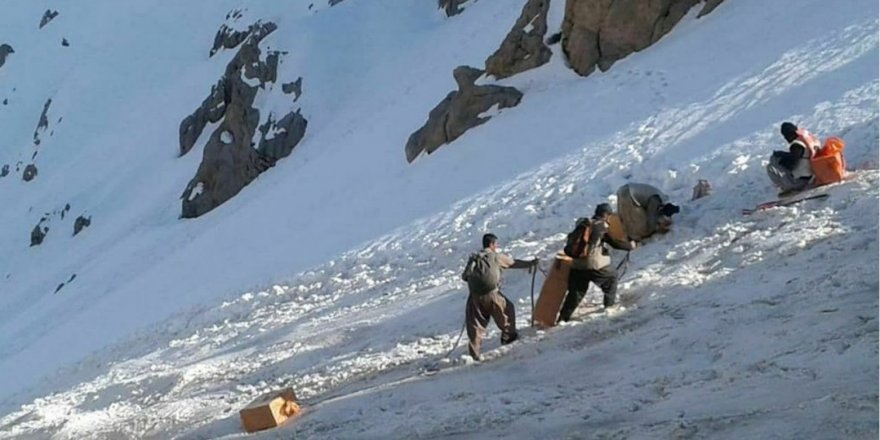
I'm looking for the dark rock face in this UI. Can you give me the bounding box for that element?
[180,21,308,218]
[30,222,47,246]
[22,164,37,182]
[405,66,523,163]
[282,77,303,102]
[439,0,469,17]
[209,21,278,57]
[73,215,91,236]
[39,10,59,29]
[34,99,51,146]
[562,0,722,76]
[485,0,552,79]
[1,164,8,177]
[0,44,13,69]
[62,38,70,47]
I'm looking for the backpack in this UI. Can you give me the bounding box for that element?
[462,251,501,295]
[563,218,592,259]
[811,136,846,185]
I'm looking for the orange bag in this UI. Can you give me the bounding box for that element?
[811,136,846,185]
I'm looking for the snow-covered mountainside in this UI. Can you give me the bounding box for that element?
[0,0,877,438]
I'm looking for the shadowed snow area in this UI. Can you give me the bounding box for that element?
[0,0,877,439]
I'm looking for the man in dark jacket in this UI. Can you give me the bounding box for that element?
[767,122,819,195]
[558,204,636,322]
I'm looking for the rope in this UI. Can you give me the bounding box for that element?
[444,317,466,359]
[616,251,631,280]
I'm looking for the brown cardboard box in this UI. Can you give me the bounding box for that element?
[533,253,572,328]
[239,388,300,433]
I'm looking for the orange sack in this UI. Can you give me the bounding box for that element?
[811,136,846,186]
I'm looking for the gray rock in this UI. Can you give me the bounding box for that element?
[30,223,47,246]
[33,98,51,146]
[329,0,346,5]
[439,0,469,17]
[180,21,308,218]
[0,44,13,69]
[257,110,308,160]
[485,0,552,79]
[62,38,70,47]
[1,164,8,177]
[73,215,91,236]
[698,0,724,17]
[22,164,37,182]
[209,21,278,57]
[39,10,59,29]
[282,77,303,102]
[405,66,523,162]
[562,0,717,76]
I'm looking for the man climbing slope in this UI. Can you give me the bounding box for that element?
[461,233,537,361]
[558,204,636,323]
[616,182,680,242]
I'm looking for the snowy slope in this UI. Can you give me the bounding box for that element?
[0,0,878,438]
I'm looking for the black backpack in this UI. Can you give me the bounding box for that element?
[563,218,592,259]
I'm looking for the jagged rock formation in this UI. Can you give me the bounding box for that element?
[1,164,8,177]
[30,224,47,247]
[179,21,308,218]
[73,215,91,236]
[562,0,724,76]
[39,10,59,29]
[22,164,37,182]
[34,99,51,146]
[282,78,303,102]
[405,66,523,163]
[439,0,469,17]
[0,44,13,69]
[62,38,70,47]
[485,0,552,79]
[209,21,277,57]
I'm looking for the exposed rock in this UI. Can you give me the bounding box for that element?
[30,222,47,246]
[0,44,13,69]
[39,10,59,29]
[282,77,303,102]
[22,164,37,182]
[485,0,552,79]
[329,0,346,5]
[561,0,720,76]
[54,274,76,294]
[209,21,278,57]
[34,98,52,146]
[1,164,8,177]
[405,66,523,162]
[698,0,724,17]
[2,99,7,105]
[256,110,308,160]
[62,38,70,47]
[73,215,91,236]
[439,0,469,17]
[180,21,308,218]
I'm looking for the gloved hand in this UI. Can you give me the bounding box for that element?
[629,240,639,249]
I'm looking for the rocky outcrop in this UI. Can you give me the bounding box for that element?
[1,164,8,177]
[562,0,723,76]
[73,215,91,236]
[22,164,37,182]
[282,77,303,102]
[209,21,277,57]
[0,44,13,69]
[39,10,59,29]
[30,223,47,246]
[34,99,51,146]
[485,0,552,79]
[405,66,523,162]
[180,21,308,218]
[439,0,469,17]
[62,38,70,47]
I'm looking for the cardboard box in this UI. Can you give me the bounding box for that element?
[239,388,300,433]
[533,253,573,328]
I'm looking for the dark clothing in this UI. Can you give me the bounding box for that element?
[767,153,811,193]
[559,214,632,322]
[774,143,809,171]
[465,290,517,360]
[558,267,618,322]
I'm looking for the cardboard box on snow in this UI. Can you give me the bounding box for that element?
[239,388,301,433]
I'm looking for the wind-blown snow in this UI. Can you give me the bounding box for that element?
[0,0,877,438]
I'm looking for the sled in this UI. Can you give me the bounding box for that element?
[533,253,573,328]
[239,388,301,433]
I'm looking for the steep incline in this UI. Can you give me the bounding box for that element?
[0,0,877,438]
